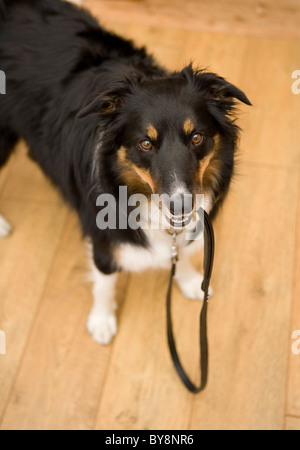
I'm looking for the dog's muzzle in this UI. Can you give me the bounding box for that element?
[167,192,194,228]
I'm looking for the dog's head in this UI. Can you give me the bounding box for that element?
[79,65,251,227]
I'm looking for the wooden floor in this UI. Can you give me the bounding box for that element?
[0,0,300,430]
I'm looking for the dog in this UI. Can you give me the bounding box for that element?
[0,0,251,345]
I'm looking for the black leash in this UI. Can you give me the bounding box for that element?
[166,208,215,393]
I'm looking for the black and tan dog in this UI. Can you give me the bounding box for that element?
[0,0,250,344]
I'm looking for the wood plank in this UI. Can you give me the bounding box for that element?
[104,20,186,72]
[285,415,300,430]
[286,170,300,417]
[0,212,129,430]
[84,0,300,40]
[0,143,18,197]
[189,164,298,430]
[238,39,300,169]
[1,143,63,205]
[0,199,68,422]
[104,20,187,49]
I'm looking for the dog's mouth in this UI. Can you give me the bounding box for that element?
[166,211,194,229]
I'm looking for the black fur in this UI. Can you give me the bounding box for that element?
[0,0,251,275]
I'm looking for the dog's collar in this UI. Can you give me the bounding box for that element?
[165,210,204,256]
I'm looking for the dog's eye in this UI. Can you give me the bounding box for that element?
[139,139,153,152]
[191,133,203,146]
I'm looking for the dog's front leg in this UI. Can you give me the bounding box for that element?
[175,255,213,301]
[87,254,119,345]
[0,214,12,238]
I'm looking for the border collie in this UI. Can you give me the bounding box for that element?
[0,0,251,345]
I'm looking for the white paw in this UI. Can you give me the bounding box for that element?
[176,271,213,301]
[86,310,117,345]
[0,215,12,238]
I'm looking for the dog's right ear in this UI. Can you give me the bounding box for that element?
[77,92,125,119]
[77,76,138,120]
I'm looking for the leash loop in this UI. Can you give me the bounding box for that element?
[166,208,215,393]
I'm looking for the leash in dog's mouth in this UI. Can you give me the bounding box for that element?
[168,211,194,228]
[166,207,215,393]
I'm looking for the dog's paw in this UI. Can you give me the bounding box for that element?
[0,215,12,238]
[86,310,117,345]
[176,271,213,301]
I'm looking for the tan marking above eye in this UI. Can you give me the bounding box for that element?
[183,118,195,135]
[146,124,158,141]
[117,146,127,164]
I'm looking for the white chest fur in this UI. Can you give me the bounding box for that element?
[116,227,204,272]
[115,192,210,272]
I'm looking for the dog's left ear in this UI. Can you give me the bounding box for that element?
[184,67,251,131]
[183,66,252,106]
[203,75,252,106]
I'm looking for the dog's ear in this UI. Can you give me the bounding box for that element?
[182,66,251,131]
[203,76,252,106]
[77,90,127,119]
[183,65,252,106]
[77,74,140,119]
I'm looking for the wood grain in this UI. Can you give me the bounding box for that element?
[85,0,300,40]
[1,144,63,205]
[285,416,300,430]
[0,144,17,197]
[0,183,68,423]
[190,166,298,430]
[0,212,128,430]
[286,173,300,420]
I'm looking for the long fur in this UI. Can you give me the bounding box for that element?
[0,0,251,278]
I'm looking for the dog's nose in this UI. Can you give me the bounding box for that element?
[169,192,193,216]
